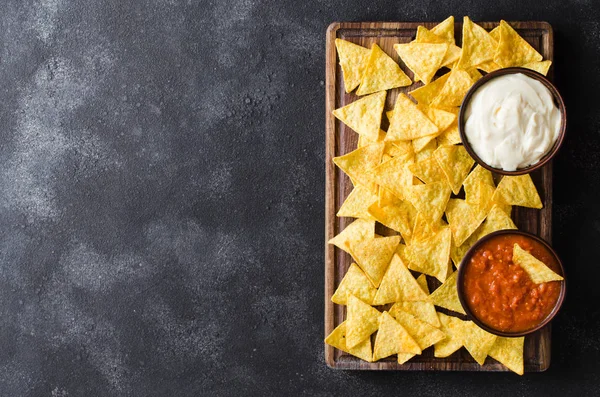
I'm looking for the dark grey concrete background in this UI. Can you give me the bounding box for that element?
[0,0,597,396]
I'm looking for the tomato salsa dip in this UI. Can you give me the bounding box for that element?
[461,233,562,333]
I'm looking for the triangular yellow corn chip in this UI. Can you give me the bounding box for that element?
[357,129,386,148]
[522,60,552,76]
[369,154,414,200]
[492,174,543,209]
[334,39,372,93]
[333,142,385,194]
[325,320,373,362]
[390,301,440,329]
[489,25,501,42]
[332,263,378,305]
[415,26,461,67]
[394,42,449,84]
[391,308,445,350]
[456,16,498,69]
[432,69,474,107]
[477,204,517,239]
[429,270,466,314]
[411,106,457,151]
[404,182,451,225]
[351,235,400,288]
[328,218,375,255]
[416,274,430,294]
[434,313,466,357]
[409,72,450,105]
[412,212,446,243]
[373,254,430,305]
[386,94,439,141]
[433,144,475,195]
[463,165,494,204]
[346,294,381,348]
[367,199,416,239]
[357,44,412,96]
[445,199,485,246]
[332,91,386,142]
[408,156,448,185]
[463,321,497,365]
[414,139,438,162]
[437,122,461,146]
[513,244,563,284]
[494,20,543,67]
[406,227,452,282]
[337,185,378,220]
[373,311,421,360]
[476,60,501,73]
[431,16,455,44]
[488,336,525,375]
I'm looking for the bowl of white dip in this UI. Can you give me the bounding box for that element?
[459,67,566,175]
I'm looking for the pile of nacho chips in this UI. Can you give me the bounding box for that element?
[327,17,550,375]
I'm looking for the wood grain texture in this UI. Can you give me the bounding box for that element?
[324,21,554,371]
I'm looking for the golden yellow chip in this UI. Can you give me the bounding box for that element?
[404,182,451,225]
[333,142,384,194]
[456,16,497,69]
[412,212,445,243]
[325,320,373,362]
[436,122,461,146]
[414,26,461,67]
[331,263,378,305]
[408,156,447,186]
[358,129,386,148]
[445,199,485,246]
[465,67,483,82]
[351,235,400,288]
[432,69,474,107]
[463,165,494,204]
[394,42,449,84]
[513,244,563,284]
[434,313,465,358]
[370,154,414,200]
[433,145,475,195]
[386,93,439,141]
[367,200,416,240]
[332,91,387,142]
[522,60,552,76]
[373,254,430,305]
[414,139,438,162]
[346,294,381,348]
[406,227,452,282]
[334,39,372,93]
[328,219,375,255]
[429,270,466,314]
[388,141,414,157]
[409,72,450,105]
[488,336,524,375]
[416,274,429,294]
[431,16,455,44]
[357,44,412,96]
[492,174,543,209]
[489,25,501,42]
[463,321,497,365]
[337,185,378,220]
[494,20,543,67]
[373,311,421,360]
[476,60,502,73]
[391,308,445,349]
[411,106,457,151]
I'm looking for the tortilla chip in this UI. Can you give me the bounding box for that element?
[394,42,449,84]
[432,69,474,107]
[332,263,378,305]
[433,145,475,195]
[409,72,450,105]
[386,94,439,141]
[367,199,416,239]
[434,313,466,357]
[408,156,447,186]
[391,308,445,350]
[334,39,372,93]
[463,165,494,204]
[358,129,386,148]
[492,174,543,209]
[387,141,414,157]
[488,336,525,375]
[415,274,429,294]
[437,122,461,146]
[373,311,421,360]
[412,212,445,242]
[373,254,430,305]
[414,139,438,162]
[332,91,387,142]
[456,16,497,69]
[325,321,373,362]
[445,199,485,246]
[513,244,563,283]
[414,26,461,67]
[431,16,455,44]
[489,25,501,42]
[357,44,412,96]
[429,270,465,314]
[404,182,451,225]
[346,294,381,348]
[522,60,552,76]
[494,20,543,68]
[463,321,497,365]
[406,227,452,282]
[333,142,385,195]
[328,219,375,255]
[411,106,457,151]
[476,60,502,73]
[351,235,400,288]
[337,185,378,220]
[370,154,414,200]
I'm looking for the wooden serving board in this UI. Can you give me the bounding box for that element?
[325,21,554,371]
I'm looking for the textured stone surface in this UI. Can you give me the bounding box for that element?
[0,0,597,395]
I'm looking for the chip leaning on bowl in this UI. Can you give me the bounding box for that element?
[326,16,561,375]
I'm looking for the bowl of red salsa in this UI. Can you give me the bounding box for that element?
[457,230,566,337]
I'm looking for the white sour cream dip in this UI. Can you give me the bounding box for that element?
[464,73,562,171]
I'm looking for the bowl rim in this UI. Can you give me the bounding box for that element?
[458,67,567,176]
[456,229,566,337]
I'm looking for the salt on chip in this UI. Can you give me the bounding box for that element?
[431,69,474,107]
[356,44,412,96]
[404,182,451,225]
[390,308,445,363]
[513,244,564,284]
[463,321,497,365]
[334,39,372,93]
[332,91,387,142]
[492,174,543,209]
[373,311,421,361]
[409,72,450,105]
[494,20,543,68]
[351,235,400,288]
[386,93,439,141]
[522,60,552,76]
[434,313,465,358]
[370,153,414,200]
[373,254,429,305]
[406,227,451,282]
[429,270,466,314]
[367,200,416,240]
[433,145,475,195]
[346,294,381,348]
[445,199,485,246]
[488,336,525,375]
[328,219,375,255]
[325,320,373,362]
[331,263,377,305]
[337,185,378,220]
[394,42,449,84]
[456,16,497,70]
[333,142,385,195]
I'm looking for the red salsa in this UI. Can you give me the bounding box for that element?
[462,234,562,333]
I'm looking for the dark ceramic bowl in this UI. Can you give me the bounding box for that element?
[458,67,566,176]
[456,230,566,337]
